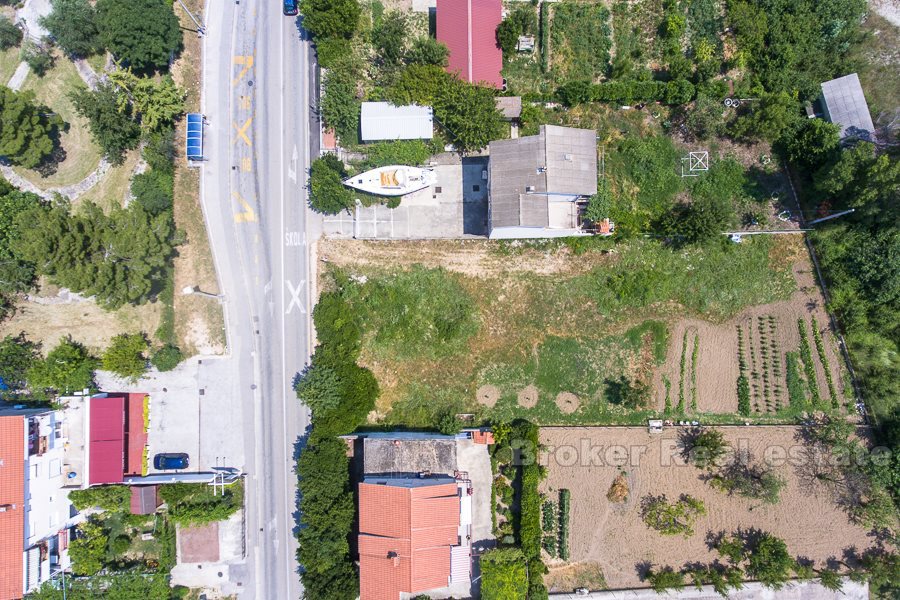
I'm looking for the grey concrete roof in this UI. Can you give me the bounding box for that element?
[363,436,458,476]
[360,102,434,141]
[820,73,875,140]
[495,96,522,119]
[488,125,597,228]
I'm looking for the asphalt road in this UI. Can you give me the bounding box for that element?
[200,2,316,598]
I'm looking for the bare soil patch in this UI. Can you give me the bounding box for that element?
[555,392,580,414]
[653,260,846,414]
[540,426,878,590]
[545,562,607,594]
[518,385,539,409]
[476,385,501,408]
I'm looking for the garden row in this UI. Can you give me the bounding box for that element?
[540,488,570,561]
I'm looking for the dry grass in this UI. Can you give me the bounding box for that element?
[169,0,225,355]
[76,148,141,211]
[0,45,19,84]
[13,52,103,188]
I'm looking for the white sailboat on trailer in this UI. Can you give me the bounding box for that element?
[343,165,435,197]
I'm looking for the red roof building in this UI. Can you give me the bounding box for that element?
[88,394,147,485]
[436,0,503,88]
[0,416,25,600]
[358,479,461,600]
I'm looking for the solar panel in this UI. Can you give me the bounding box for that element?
[186,113,203,160]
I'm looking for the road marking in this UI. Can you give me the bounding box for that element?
[284,231,304,246]
[233,118,253,147]
[242,157,253,172]
[285,280,306,315]
[232,192,257,223]
[239,95,252,110]
[288,145,298,182]
[232,55,254,87]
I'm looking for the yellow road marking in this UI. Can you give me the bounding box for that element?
[232,55,254,87]
[233,118,253,147]
[239,95,251,110]
[241,157,252,172]
[233,192,257,223]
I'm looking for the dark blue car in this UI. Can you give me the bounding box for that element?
[153,453,189,470]
[283,0,298,15]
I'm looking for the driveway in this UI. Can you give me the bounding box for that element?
[95,356,246,475]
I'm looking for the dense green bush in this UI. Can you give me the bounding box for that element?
[810,317,839,408]
[0,87,61,169]
[40,0,100,57]
[558,488,570,561]
[70,82,142,164]
[0,16,22,50]
[309,154,353,214]
[27,336,97,397]
[160,481,244,526]
[69,519,109,575]
[640,494,706,537]
[102,332,149,381]
[69,485,131,512]
[151,343,183,372]
[131,170,174,215]
[0,333,40,401]
[737,374,751,416]
[785,351,806,406]
[96,0,182,72]
[797,319,821,405]
[480,547,528,600]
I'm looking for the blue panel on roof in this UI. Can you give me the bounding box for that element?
[186,113,203,160]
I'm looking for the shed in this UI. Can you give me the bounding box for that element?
[360,102,433,142]
[495,96,522,120]
[820,74,875,140]
[129,485,160,515]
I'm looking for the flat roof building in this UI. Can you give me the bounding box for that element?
[820,73,875,141]
[87,393,148,485]
[436,0,503,88]
[488,124,597,239]
[360,102,433,142]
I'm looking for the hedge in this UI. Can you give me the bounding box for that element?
[69,485,131,512]
[558,489,570,561]
[811,317,839,408]
[556,78,696,107]
[797,319,822,404]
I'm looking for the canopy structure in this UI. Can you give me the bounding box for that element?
[186,113,204,161]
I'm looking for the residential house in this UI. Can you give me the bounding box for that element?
[360,102,434,143]
[436,0,503,88]
[0,407,79,599]
[820,73,875,141]
[488,124,598,239]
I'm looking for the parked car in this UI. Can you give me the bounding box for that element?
[153,453,189,470]
[283,0,298,16]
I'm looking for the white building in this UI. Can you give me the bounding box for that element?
[0,407,80,599]
[360,102,434,142]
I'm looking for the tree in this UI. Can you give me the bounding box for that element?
[0,333,41,400]
[102,332,149,381]
[817,568,843,592]
[108,69,186,131]
[309,154,353,214]
[70,82,141,164]
[684,428,729,469]
[435,79,504,152]
[405,37,448,67]
[496,18,520,56]
[96,0,182,72]
[730,91,799,143]
[20,40,54,76]
[295,361,343,415]
[150,344,183,371]
[39,0,101,57]
[584,182,612,223]
[0,87,60,169]
[300,0,360,40]
[0,16,22,50]
[641,494,706,537]
[779,118,840,169]
[296,434,359,600]
[745,533,795,589]
[0,188,44,293]
[320,66,360,145]
[27,336,97,396]
[709,451,785,504]
[373,10,407,67]
[660,195,735,245]
[131,170,173,215]
[646,567,685,593]
[68,519,108,575]
[480,547,528,600]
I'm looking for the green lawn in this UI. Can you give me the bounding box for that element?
[13,53,103,188]
[0,45,20,85]
[330,235,796,428]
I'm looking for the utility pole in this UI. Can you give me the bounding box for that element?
[176,0,206,35]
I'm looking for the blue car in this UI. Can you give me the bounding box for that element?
[153,453,189,470]
[283,0,298,15]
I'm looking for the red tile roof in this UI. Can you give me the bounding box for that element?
[125,394,147,477]
[0,416,25,600]
[129,486,160,515]
[436,0,503,88]
[359,481,460,600]
[89,395,125,485]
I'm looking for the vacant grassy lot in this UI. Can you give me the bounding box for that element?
[13,53,103,188]
[320,235,799,427]
[550,2,611,83]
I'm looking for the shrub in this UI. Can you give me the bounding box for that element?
[737,375,751,416]
[27,336,97,397]
[558,488,570,561]
[480,547,528,600]
[160,480,244,526]
[810,317,839,408]
[20,40,54,76]
[710,455,785,504]
[309,154,353,215]
[785,351,805,406]
[150,344,183,371]
[110,534,131,554]
[131,169,174,215]
[685,429,729,469]
[0,16,22,50]
[96,0,182,72]
[797,319,821,404]
[647,567,685,593]
[69,485,131,512]
[542,535,557,558]
[641,494,706,537]
[541,500,557,532]
[69,519,108,575]
[39,0,101,57]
